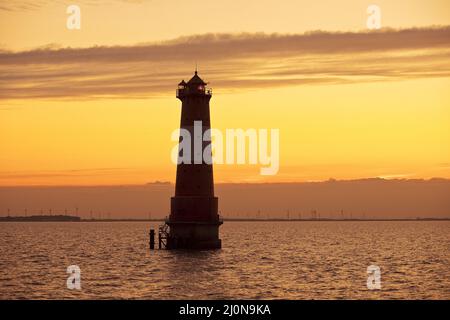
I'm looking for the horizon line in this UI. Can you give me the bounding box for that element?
[0,176,449,188]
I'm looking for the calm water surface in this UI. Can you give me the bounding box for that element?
[0,221,448,299]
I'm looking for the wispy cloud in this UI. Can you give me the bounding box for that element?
[0,0,149,12]
[1,27,449,100]
[0,167,134,179]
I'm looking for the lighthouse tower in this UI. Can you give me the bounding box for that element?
[167,71,222,249]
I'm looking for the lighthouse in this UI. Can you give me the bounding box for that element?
[166,71,222,249]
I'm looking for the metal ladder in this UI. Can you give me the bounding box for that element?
[158,222,169,249]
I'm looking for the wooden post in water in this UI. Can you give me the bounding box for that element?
[158,230,162,249]
[149,229,155,250]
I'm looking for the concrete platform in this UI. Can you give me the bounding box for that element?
[166,220,223,250]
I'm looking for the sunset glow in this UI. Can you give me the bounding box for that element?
[1,0,449,186]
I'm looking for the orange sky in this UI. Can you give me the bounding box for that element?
[0,0,449,186]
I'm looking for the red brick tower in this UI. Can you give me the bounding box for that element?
[167,71,222,249]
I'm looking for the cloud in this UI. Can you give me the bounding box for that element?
[0,1,149,12]
[1,26,450,100]
[0,167,133,179]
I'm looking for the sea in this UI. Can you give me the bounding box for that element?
[0,221,448,299]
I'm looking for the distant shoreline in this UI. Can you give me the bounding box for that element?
[0,215,448,222]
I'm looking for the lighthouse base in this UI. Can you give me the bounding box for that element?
[166,220,222,250]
